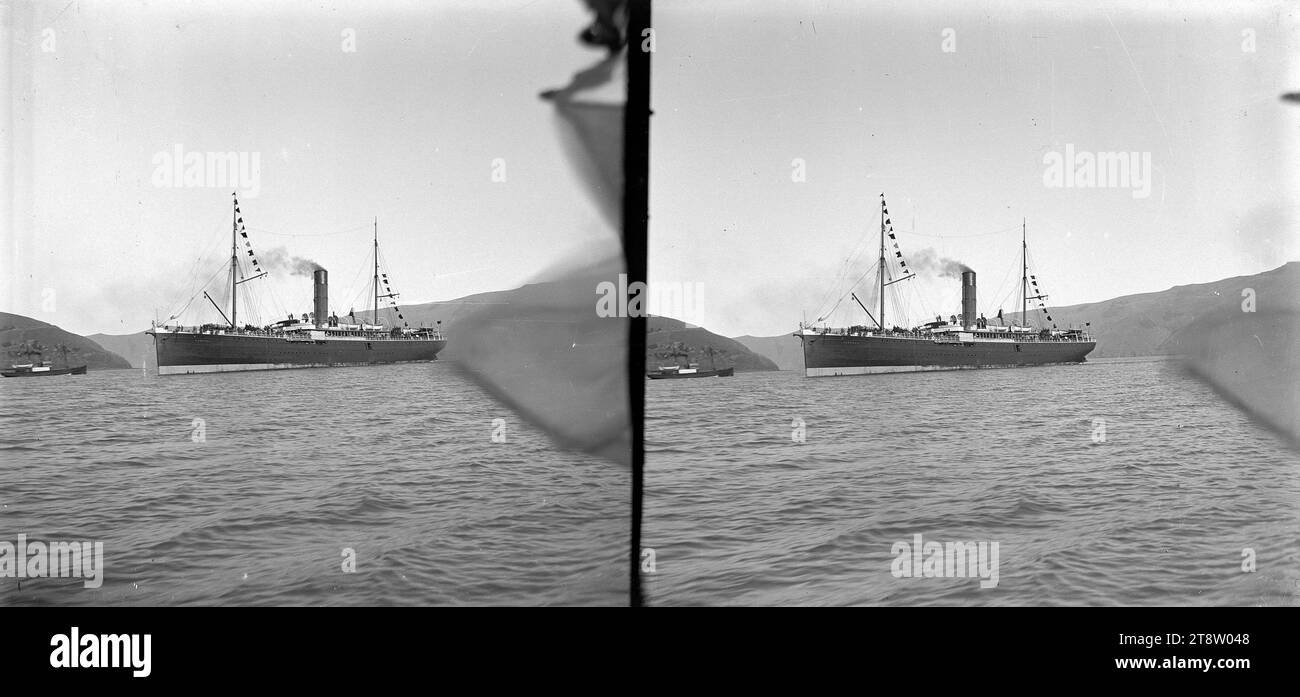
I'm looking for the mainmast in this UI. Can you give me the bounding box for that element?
[371,219,402,333]
[230,195,238,328]
[1021,219,1027,329]
[373,218,379,330]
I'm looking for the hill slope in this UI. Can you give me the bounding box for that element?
[88,332,155,369]
[647,316,778,372]
[364,289,780,373]
[737,262,1300,368]
[734,334,804,371]
[1009,262,1300,358]
[0,313,132,370]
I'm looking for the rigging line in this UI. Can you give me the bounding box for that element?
[814,252,858,317]
[378,245,417,322]
[247,263,285,326]
[183,198,250,321]
[379,244,410,298]
[343,241,378,317]
[169,263,210,320]
[895,274,910,327]
[374,245,397,325]
[819,259,879,322]
[888,251,919,328]
[905,281,927,326]
[889,285,904,329]
[206,277,230,324]
[882,258,901,328]
[1103,9,1172,161]
[910,272,936,327]
[813,214,878,318]
[379,250,410,326]
[343,282,369,321]
[242,263,275,326]
[1027,246,1044,299]
[245,281,262,326]
[243,222,374,238]
[169,262,229,321]
[821,194,897,318]
[234,255,247,325]
[896,223,1023,239]
[986,253,1017,320]
[992,284,1015,322]
[824,226,874,307]
[168,291,204,323]
[1025,246,1053,326]
[1028,247,1056,323]
[179,227,222,302]
[241,228,278,321]
[341,252,372,317]
[170,218,230,320]
[263,270,287,321]
[326,249,367,319]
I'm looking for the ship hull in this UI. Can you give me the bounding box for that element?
[646,367,734,379]
[799,333,1095,377]
[150,331,446,375]
[2,365,87,377]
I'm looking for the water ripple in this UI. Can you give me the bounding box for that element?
[645,358,1300,606]
[0,363,627,606]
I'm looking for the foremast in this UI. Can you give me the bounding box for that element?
[230,196,238,328]
[879,193,886,330]
[876,193,915,331]
[226,193,267,330]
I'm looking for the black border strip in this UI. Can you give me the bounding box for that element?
[625,0,650,607]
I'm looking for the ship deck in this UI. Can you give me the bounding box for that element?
[147,326,448,375]
[149,327,445,342]
[796,327,1096,376]
[796,327,1094,344]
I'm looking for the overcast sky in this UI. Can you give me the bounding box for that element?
[650,0,1299,337]
[3,0,613,335]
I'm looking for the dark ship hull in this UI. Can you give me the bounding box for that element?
[150,195,449,376]
[149,330,445,375]
[2,364,88,377]
[798,194,1096,376]
[647,366,734,379]
[798,331,1094,377]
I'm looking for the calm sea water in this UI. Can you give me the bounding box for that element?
[0,363,627,606]
[645,358,1300,606]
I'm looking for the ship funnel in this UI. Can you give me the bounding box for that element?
[313,269,328,328]
[961,270,977,330]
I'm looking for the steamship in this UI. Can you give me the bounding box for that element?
[797,193,1095,377]
[147,195,446,375]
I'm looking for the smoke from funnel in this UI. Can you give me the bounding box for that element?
[258,247,323,277]
[907,248,971,279]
